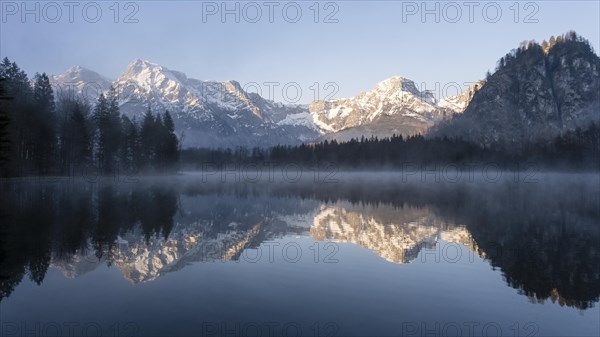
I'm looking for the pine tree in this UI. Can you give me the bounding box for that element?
[0,58,33,175]
[119,115,139,172]
[105,86,122,173]
[56,93,93,173]
[32,73,57,174]
[162,111,179,170]
[92,87,123,174]
[1,59,184,176]
[541,40,549,52]
[152,113,166,169]
[139,107,155,169]
[70,102,92,166]
[0,78,11,173]
[0,58,32,99]
[93,93,109,172]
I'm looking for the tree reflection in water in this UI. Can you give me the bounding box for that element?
[0,173,598,310]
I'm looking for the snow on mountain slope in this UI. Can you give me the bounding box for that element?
[309,76,472,140]
[113,59,320,147]
[437,81,484,113]
[114,59,212,121]
[51,61,477,147]
[51,200,484,282]
[51,65,112,98]
[310,203,483,264]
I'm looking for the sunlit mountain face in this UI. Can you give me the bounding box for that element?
[50,61,477,148]
[1,174,598,315]
[2,0,599,333]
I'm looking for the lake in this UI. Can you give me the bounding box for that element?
[1,172,598,336]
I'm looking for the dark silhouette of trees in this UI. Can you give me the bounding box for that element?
[495,32,595,74]
[57,94,93,173]
[70,103,93,165]
[93,88,122,174]
[0,54,596,176]
[180,124,599,171]
[0,78,12,172]
[0,182,179,299]
[136,107,179,172]
[1,175,597,309]
[139,107,157,169]
[119,115,139,172]
[1,58,36,175]
[32,73,57,174]
[0,58,180,177]
[161,111,180,170]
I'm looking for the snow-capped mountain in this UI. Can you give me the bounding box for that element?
[310,203,482,264]
[51,61,475,147]
[51,221,288,284]
[310,76,439,133]
[437,81,484,113]
[113,59,319,147]
[309,76,473,142]
[51,60,319,147]
[51,65,112,98]
[50,200,484,283]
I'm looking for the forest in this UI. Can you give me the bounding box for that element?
[180,125,600,171]
[0,58,179,177]
[1,56,598,177]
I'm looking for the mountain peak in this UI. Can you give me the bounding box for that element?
[374,76,422,96]
[53,65,111,87]
[125,58,162,73]
[61,65,105,78]
[65,65,84,73]
[379,75,411,84]
[433,33,600,146]
[51,66,112,101]
[379,75,413,84]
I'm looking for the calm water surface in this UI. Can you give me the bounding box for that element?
[1,173,599,336]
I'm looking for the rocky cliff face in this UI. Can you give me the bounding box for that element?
[49,33,598,149]
[51,63,472,147]
[113,60,319,148]
[437,81,483,113]
[432,33,600,147]
[310,76,470,142]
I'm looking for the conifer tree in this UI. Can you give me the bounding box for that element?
[93,93,110,172]
[0,78,11,172]
[139,107,155,169]
[161,111,179,170]
[32,73,56,174]
[119,115,139,172]
[105,86,122,173]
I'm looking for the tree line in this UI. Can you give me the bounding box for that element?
[1,56,597,176]
[0,58,179,176]
[0,183,178,299]
[181,124,599,170]
[495,31,595,73]
[2,172,597,308]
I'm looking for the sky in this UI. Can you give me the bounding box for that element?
[1,0,599,103]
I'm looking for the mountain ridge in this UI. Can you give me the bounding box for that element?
[43,33,600,149]
[51,62,472,147]
[431,32,600,147]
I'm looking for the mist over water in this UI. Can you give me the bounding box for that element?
[2,1,599,335]
[0,172,598,336]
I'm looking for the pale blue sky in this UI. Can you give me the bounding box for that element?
[1,1,599,103]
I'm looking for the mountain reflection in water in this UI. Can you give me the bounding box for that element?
[0,173,598,311]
